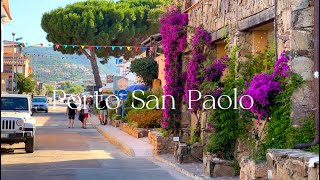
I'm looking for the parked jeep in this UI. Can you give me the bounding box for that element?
[1,94,36,153]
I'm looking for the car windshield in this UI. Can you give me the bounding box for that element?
[33,97,47,102]
[1,97,29,110]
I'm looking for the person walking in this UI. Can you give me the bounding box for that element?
[80,98,89,129]
[66,99,77,128]
[88,97,94,117]
[99,97,108,125]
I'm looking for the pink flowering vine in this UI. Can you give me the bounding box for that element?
[184,27,211,113]
[160,6,188,128]
[241,51,292,119]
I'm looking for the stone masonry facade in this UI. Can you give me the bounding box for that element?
[182,0,315,125]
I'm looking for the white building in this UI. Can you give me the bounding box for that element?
[116,57,139,84]
[1,0,12,73]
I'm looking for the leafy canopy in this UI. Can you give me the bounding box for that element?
[41,0,172,61]
[130,57,158,87]
[17,73,35,94]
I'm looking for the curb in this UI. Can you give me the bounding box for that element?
[154,156,204,180]
[89,119,135,157]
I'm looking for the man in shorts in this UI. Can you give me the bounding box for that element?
[66,99,77,128]
[99,97,108,125]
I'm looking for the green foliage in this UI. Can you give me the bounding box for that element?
[252,73,318,160]
[16,73,35,94]
[130,57,158,87]
[65,84,83,94]
[206,47,242,160]
[44,84,55,94]
[159,128,169,137]
[41,0,172,60]
[125,90,160,108]
[108,108,117,120]
[239,46,276,82]
[115,114,122,120]
[59,81,73,90]
[189,128,201,145]
[206,44,278,160]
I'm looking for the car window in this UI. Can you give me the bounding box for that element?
[32,98,47,102]
[1,97,29,110]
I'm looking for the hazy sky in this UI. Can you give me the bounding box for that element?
[3,0,88,44]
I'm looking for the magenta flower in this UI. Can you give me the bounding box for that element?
[241,51,292,119]
[160,6,188,125]
[184,27,211,113]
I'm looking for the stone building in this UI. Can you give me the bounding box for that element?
[181,0,316,124]
[176,0,318,178]
[178,0,318,139]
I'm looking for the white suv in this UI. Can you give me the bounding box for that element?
[1,94,36,153]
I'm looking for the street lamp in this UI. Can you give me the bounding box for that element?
[11,32,15,93]
[15,37,23,76]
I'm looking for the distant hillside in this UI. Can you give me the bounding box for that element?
[24,47,119,83]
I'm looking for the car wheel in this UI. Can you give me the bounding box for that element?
[45,110,48,113]
[25,137,35,153]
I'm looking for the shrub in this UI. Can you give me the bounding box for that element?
[130,57,158,87]
[127,109,163,128]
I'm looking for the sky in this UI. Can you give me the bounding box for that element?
[3,0,85,44]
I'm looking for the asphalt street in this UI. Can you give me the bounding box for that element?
[1,101,191,180]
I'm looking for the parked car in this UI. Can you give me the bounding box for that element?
[32,96,49,113]
[1,94,36,153]
[63,94,72,103]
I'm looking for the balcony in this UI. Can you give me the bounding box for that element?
[2,69,13,74]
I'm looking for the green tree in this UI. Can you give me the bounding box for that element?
[59,81,72,90]
[41,0,171,88]
[130,57,158,87]
[16,73,35,94]
[66,84,83,94]
[44,84,55,94]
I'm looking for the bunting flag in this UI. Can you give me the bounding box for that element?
[3,41,154,51]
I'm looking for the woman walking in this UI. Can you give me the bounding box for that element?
[80,98,89,129]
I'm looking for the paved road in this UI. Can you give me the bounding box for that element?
[1,102,191,180]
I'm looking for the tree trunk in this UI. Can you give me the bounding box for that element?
[81,48,102,88]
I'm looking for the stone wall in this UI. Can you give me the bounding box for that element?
[182,0,315,124]
[203,152,237,178]
[120,123,149,138]
[148,130,177,155]
[267,149,319,180]
[240,157,268,180]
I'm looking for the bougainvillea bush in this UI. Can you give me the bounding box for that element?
[200,56,228,97]
[160,6,188,128]
[183,27,211,113]
[241,51,292,119]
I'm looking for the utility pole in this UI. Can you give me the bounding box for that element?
[11,32,15,93]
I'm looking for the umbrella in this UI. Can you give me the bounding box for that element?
[127,84,148,92]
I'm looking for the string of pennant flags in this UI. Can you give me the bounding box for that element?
[9,41,154,52]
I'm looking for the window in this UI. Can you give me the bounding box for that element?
[32,97,47,102]
[1,97,29,110]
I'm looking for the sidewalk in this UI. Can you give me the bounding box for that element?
[88,114,239,180]
[88,114,152,157]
